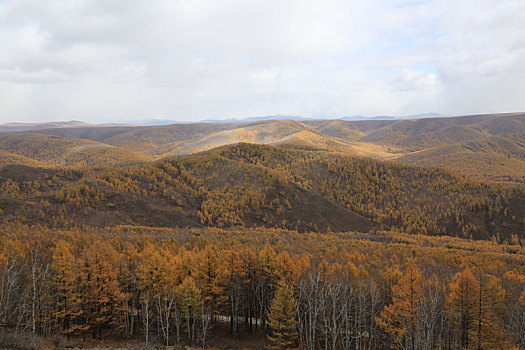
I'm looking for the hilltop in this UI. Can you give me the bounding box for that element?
[0,133,148,168]
[0,143,522,239]
[1,113,523,182]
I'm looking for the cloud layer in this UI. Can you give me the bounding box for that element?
[1,0,524,123]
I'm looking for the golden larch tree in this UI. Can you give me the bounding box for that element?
[376,263,423,349]
[179,275,202,344]
[51,240,87,339]
[445,267,479,350]
[474,274,508,350]
[266,278,298,350]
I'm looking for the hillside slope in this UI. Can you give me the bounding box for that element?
[399,135,525,182]
[359,112,525,149]
[0,150,39,167]
[0,133,149,168]
[1,112,524,181]
[30,119,400,159]
[0,143,522,239]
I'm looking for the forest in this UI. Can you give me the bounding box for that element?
[0,141,523,349]
[0,0,523,345]
[0,143,524,240]
[0,224,523,349]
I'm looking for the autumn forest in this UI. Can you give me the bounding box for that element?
[0,115,524,349]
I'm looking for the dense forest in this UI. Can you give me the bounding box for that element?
[0,224,523,349]
[0,143,523,240]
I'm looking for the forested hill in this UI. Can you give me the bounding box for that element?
[1,113,524,182]
[0,143,523,240]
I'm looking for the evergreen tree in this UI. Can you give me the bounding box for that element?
[266,279,298,350]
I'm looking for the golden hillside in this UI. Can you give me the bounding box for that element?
[399,135,525,182]
[0,133,149,168]
[1,112,524,181]
[0,143,523,240]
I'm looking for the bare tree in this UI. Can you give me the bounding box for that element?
[27,243,50,334]
[298,272,323,350]
[0,255,25,330]
[140,291,154,346]
[156,288,178,346]
[199,304,213,348]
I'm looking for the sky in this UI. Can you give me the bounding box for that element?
[0,0,524,123]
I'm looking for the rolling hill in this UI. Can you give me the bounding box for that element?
[398,135,525,182]
[0,133,149,168]
[0,143,522,239]
[0,112,524,182]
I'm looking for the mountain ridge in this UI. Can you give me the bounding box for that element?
[0,143,522,240]
[0,112,523,182]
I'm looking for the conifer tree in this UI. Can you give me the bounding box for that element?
[179,275,202,344]
[474,274,508,350]
[445,267,479,350]
[51,240,87,339]
[376,263,423,349]
[193,246,226,321]
[266,278,298,350]
[83,241,125,339]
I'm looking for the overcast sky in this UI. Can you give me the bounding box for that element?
[0,0,524,123]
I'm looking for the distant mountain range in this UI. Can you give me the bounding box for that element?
[0,112,523,182]
[0,120,91,131]
[0,113,447,129]
[118,112,446,125]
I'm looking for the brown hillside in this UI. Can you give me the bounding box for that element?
[0,133,148,168]
[0,143,522,239]
[1,112,523,181]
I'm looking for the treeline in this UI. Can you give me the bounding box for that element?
[0,224,523,349]
[0,144,524,240]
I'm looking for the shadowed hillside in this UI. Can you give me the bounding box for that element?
[0,143,522,239]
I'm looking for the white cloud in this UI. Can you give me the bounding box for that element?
[0,0,524,123]
[390,69,440,92]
